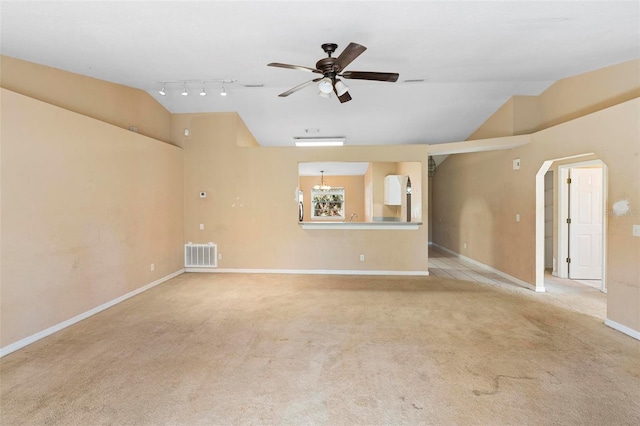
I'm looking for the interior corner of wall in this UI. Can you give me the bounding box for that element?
[235,113,260,147]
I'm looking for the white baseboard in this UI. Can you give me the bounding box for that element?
[0,269,185,358]
[186,268,429,276]
[604,318,640,341]
[430,243,536,291]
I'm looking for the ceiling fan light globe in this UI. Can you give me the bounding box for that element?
[318,78,333,94]
[334,80,349,96]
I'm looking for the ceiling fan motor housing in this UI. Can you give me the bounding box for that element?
[316,57,338,76]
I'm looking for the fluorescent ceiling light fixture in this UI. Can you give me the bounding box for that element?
[293,137,345,147]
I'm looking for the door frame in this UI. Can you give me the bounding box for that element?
[535,153,596,292]
[557,160,607,292]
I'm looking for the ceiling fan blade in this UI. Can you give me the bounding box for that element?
[341,71,399,82]
[268,62,323,74]
[332,42,367,72]
[337,91,352,103]
[278,78,322,97]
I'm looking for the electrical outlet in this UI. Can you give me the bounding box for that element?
[516,214,520,222]
[199,224,204,230]
[150,263,155,271]
[218,253,223,260]
[463,243,467,249]
[633,224,640,237]
[360,254,365,261]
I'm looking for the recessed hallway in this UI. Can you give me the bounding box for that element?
[428,245,607,320]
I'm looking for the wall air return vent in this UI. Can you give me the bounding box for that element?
[184,243,217,270]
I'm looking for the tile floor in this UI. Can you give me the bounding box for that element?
[428,244,607,320]
[428,245,526,287]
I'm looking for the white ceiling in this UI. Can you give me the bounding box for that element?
[2,1,638,147]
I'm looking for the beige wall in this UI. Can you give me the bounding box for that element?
[299,175,364,222]
[468,59,640,140]
[1,89,184,347]
[537,59,640,130]
[467,97,515,140]
[433,60,640,333]
[0,55,172,143]
[176,112,429,272]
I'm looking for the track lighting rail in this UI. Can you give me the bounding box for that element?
[157,79,237,96]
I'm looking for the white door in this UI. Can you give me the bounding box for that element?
[568,168,603,279]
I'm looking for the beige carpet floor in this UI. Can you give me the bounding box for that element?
[1,273,639,425]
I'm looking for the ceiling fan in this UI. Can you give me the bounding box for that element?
[268,42,399,103]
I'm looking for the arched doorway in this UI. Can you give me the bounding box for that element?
[535,154,607,294]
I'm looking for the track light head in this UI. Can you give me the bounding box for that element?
[220,86,227,96]
[159,85,166,96]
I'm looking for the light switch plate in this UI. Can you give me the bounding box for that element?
[633,224,640,237]
[513,159,521,170]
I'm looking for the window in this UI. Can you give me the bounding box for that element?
[311,188,345,220]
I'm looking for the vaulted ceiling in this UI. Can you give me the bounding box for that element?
[2,1,638,147]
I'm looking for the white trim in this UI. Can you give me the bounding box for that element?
[431,243,538,292]
[535,160,554,292]
[300,222,422,230]
[186,268,429,276]
[0,269,185,358]
[558,166,570,278]
[427,134,531,155]
[605,318,640,341]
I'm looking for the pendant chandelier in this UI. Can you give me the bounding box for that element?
[313,171,332,191]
